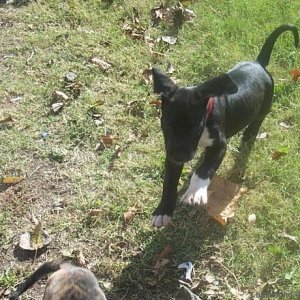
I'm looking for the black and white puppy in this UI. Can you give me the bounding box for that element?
[151,24,299,228]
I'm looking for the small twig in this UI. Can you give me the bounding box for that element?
[26,48,36,64]
[3,54,14,59]
[149,49,166,56]
[209,5,222,17]
[120,287,129,300]
[27,166,42,178]
[34,248,38,263]
[217,260,240,287]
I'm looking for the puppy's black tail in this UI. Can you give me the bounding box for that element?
[256,24,299,68]
[9,261,63,300]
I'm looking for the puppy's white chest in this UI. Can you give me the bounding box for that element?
[198,127,214,148]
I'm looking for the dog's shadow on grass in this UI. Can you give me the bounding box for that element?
[227,137,256,184]
[108,179,227,300]
[109,208,225,299]
[108,139,256,299]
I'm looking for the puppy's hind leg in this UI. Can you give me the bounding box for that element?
[242,90,273,144]
[241,117,266,144]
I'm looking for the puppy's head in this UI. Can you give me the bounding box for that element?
[152,67,237,164]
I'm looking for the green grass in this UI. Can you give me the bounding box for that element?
[0,0,300,299]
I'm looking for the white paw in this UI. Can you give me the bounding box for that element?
[181,174,210,205]
[151,215,172,228]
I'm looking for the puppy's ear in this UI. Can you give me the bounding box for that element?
[195,73,238,98]
[152,67,178,98]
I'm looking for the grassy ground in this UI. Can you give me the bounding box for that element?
[0,0,300,299]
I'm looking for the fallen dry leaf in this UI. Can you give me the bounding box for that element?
[148,41,165,57]
[182,8,196,22]
[142,68,153,84]
[153,244,173,269]
[203,289,218,298]
[166,62,175,74]
[19,229,51,251]
[278,232,298,243]
[225,279,251,300]
[65,71,77,82]
[124,205,138,225]
[100,135,116,146]
[92,113,103,120]
[114,241,127,249]
[2,176,23,184]
[204,272,216,284]
[213,214,226,226]
[271,146,288,160]
[180,0,192,6]
[154,258,170,272]
[0,115,15,124]
[92,99,105,107]
[161,35,177,45]
[18,216,52,251]
[31,213,39,225]
[271,151,286,160]
[121,20,147,41]
[52,90,69,102]
[52,199,67,213]
[289,69,300,82]
[279,121,291,129]
[151,4,164,21]
[75,250,88,267]
[89,57,112,71]
[65,82,83,99]
[228,285,251,300]
[114,145,122,158]
[2,288,12,298]
[51,102,64,113]
[132,7,140,24]
[92,113,104,126]
[219,205,236,224]
[256,132,268,139]
[172,2,195,27]
[207,175,247,225]
[88,208,103,217]
[150,2,195,27]
[150,4,172,26]
[127,100,137,107]
[61,249,74,259]
[9,95,23,103]
[149,99,162,108]
[127,131,138,143]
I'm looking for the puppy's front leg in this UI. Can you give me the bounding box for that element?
[152,158,183,227]
[181,141,227,206]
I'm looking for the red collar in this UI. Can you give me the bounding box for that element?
[205,97,214,123]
